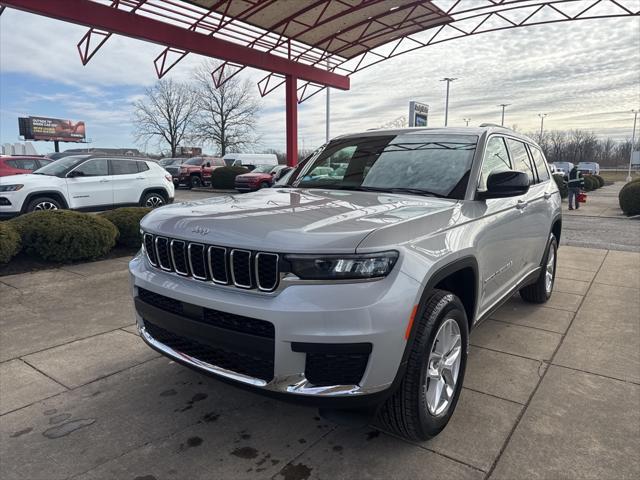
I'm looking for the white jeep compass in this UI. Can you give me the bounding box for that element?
[0,154,174,218]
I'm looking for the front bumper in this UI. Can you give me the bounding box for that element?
[129,252,419,405]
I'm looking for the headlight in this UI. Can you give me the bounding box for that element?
[0,184,23,192]
[285,251,398,280]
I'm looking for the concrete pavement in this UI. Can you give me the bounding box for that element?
[1,247,639,480]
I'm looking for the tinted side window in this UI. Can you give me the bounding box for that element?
[506,139,535,184]
[529,146,550,182]
[73,158,109,177]
[111,160,139,175]
[137,161,149,172]
[479,136,512,190]
[37,159,53,167]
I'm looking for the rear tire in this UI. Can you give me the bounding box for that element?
[141,192,166,209]
[376,289,469,441]
[520,235,557,304]
[26,196,61,213]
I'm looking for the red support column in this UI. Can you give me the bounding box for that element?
[285,75,298,167]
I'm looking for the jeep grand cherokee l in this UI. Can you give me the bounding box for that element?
[130,126,561,440]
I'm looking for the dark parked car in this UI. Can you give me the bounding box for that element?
[234,164,291,192]
[0,156,52,177]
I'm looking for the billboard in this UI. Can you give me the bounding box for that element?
[19,116,86,142]
[409,101,429,127]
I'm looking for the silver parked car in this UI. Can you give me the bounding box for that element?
[129,126,561,440]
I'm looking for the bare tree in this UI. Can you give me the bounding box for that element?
[133,79,198,157]
[192,61,261,156]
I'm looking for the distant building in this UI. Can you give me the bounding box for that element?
[1,142,38,155]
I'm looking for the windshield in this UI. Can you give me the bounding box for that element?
[251,164,274,173]
[292,134,477,199]
[33,155,91,177]
[184,157,204,165]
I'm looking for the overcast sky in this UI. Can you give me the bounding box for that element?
[1,4,639,155]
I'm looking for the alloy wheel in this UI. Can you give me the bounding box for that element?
[34,201,58,211]
[425,318,462,416]
[145,195,164,208]
[545,246,556,294]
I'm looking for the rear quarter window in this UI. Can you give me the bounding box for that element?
[529,147,550,182]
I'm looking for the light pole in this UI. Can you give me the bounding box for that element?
[440,77,457,127]
[463,118,471,126]
[538,113,547,138]
[498,104,510,126]
[627,109,639,182]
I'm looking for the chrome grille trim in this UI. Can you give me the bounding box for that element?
[170,240,188,276]
[155,236,172,271]
[230,249,252,289]
[187,243,208,280]
[255,253,280,292]
[143,233,157,267]
[142,233,279,292]
[208,246,228,285]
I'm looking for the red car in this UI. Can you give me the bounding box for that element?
[175,156,225,189]
[0,156,52,177]
[234,164,291,192]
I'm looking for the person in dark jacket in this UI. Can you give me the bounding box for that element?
[567,165,584,210]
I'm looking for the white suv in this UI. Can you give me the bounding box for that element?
[0,155,174,218]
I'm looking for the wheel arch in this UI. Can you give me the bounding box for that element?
[139,187,169,205]
[21,190,69,212]
[381,255,479,403]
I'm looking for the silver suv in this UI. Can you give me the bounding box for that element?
[130,126,561,440]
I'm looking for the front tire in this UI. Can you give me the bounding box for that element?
[520,235,557,303]
[376,289,469,441]
[189,175,202,189]
[259,181,270,190]
[26,196,61,212]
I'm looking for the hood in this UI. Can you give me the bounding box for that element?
[236,172,270,180]
[0,173,63,186]
[141,188,458,253]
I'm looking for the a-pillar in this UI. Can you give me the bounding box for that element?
[285,74,298,166]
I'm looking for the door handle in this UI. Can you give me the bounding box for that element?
[100,179,110,183]
[544,192,552,200]
[516,200,527,210]
[135,177,144,180]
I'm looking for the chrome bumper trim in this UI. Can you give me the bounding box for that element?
[138,324,388,397]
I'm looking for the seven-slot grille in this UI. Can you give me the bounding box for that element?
[143,233,280,291]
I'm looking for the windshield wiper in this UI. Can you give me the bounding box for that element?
[334,185,447,198]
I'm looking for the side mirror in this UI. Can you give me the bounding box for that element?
[67,170,83,178]
[205,162,211,167]
[479,170,529,199]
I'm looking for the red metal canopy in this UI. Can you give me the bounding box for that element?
[1,0,638,165]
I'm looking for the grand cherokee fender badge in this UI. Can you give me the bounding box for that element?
[192,226,210,236]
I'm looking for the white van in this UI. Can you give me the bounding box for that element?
[223,153,278,168]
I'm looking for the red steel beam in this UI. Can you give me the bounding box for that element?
[1,0,350,90]
[285,75,298,167]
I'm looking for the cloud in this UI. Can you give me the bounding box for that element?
[1,6,639,152]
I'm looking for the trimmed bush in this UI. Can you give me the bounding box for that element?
[0,222,21,264]
[593,175,605,188]
[211,166,250,189]
[100,207,151,248]
[552,174,568,199]
[583,175,598,191]
[619,181,640,215]
[11,210,117,262]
